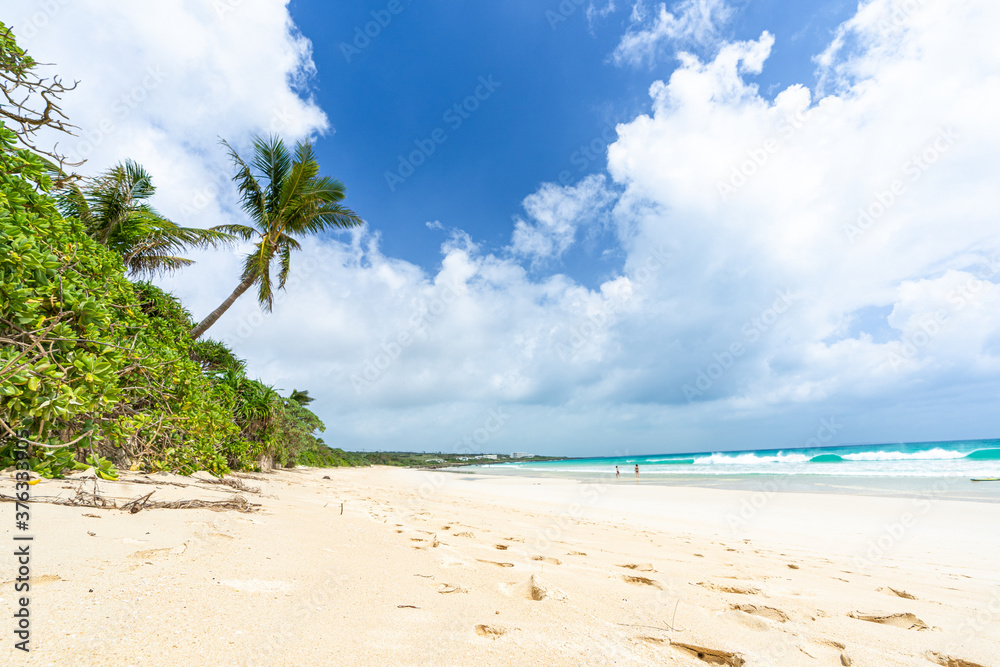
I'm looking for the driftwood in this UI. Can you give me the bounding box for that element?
[201,477,261,494]
[0,488,259,513]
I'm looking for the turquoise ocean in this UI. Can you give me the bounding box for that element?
[468,439,1000,501]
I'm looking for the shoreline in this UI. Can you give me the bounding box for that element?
[3,466,998,665]
[446,466,1000,504]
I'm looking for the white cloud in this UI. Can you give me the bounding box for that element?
[605,0,1000,422]
[509,174,615,264]
[586,1,618,30]
[9,0,1000,453]
[613,0,735,67]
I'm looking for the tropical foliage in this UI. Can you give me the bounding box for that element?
[57,160,231,277]
[0,25,349,479]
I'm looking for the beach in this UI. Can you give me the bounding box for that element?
[3,466,999,666]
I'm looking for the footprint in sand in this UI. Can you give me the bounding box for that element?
[453,531,476,539]
[617,563,655,572]
[670,641,746,666]
[477,559,514,568]
[475,624,505,638]
[925,651,987,667]
[878,586,917,599]
[530,574,567,601]
[730,604,789,622]
[130,548,172,559]
[623,575,663,589]
[636,636,667,645]
[495,544,509,550]
[438,584,468,594]
[848,612,929,630]
[697,582,760,595]
[567,550,587,556]
[530,555,561,565]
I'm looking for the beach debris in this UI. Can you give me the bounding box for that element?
[617,563,655,572]
[495,544,509,550]
[729,604,789,622]
[567,550,587,556]
[787,564,800,569]
[202,477,261,494]
[475,624,505,638]
[925,651,988,667]
[82,513,101,519]
[530,574,567,601]
[670,640,745,666]
[397,605,419,609]
[431,534,440,548]
[87,531,96,536]
[453,531,476,538]
[848,612,929,630]
[879,586,917,599]
[623,575,663,589]
[322,476,330,479]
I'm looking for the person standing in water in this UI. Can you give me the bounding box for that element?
[615,466,621,479]
[634,464,639,483]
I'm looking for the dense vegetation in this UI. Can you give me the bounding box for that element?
[0,23,342,479]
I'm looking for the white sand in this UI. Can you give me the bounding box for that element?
[2,466,998,666]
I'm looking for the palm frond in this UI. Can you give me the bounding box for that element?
[222,139,268,230]
[211,223,256,242]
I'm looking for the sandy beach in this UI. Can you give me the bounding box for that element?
[3,466,999,666]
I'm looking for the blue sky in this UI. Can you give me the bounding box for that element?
[293,0,857,287]
[11,0,1000,457]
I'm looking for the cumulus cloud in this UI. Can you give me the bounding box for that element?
[605,0,1000,422]
[613,0,735,67]
[8,0,1000,453]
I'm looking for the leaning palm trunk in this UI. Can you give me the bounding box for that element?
[191,273,256,339]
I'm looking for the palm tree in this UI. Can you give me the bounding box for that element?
[57,160,231,277]
[190,135,363,339]
[287,389,314,406]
